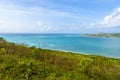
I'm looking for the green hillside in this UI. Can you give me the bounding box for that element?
[0,37,120,80]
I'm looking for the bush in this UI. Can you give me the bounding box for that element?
[0,37,120,80]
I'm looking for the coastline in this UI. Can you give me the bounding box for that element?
[5,40,120,59]
[1,34,120,58]
[39,47,120,59]
[1,37,119,59]
[84,33,120,38]
[85,35,120,39]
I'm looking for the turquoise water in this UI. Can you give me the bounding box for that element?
[0,33,120,58]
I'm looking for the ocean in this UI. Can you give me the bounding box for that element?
[0,33,120,58]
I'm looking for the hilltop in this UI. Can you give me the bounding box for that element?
[0,37,120,80]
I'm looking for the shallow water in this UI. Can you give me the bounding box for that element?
[0,33,120,58]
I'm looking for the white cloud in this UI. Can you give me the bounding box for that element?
[0,20,3,25]
[0,2,82,33]
[37,21,43,27]
[100,8,120,28]
[91,7,120,28]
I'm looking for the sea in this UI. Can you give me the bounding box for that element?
[0,33,120,58]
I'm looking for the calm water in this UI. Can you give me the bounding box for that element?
[0,33,120,58]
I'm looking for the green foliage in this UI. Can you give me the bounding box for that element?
[0,48,7,54]
[0,37,120,80]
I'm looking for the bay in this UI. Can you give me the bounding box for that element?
[0,33,120,58]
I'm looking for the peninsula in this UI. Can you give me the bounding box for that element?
[85,33,120,38]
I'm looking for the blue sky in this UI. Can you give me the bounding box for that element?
[0,0,120,33]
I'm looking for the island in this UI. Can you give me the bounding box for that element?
[0,37,120,80]
[85,33,120,38]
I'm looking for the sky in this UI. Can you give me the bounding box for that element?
[0,0,120,33]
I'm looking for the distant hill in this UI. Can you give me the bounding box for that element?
[85,33,120,38]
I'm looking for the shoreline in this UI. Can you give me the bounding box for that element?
[38,48,120,59]
[85,35,120,39]
[2,37,120,59]
[85,33,120,38]
[13,41,119,59]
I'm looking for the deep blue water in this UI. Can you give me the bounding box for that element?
[0,33,120,58]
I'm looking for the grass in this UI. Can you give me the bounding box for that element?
[0,37,120,80]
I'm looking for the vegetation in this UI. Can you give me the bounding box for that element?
[0,37,120,80]
[85,33,120,38]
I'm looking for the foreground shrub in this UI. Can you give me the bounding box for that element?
[0,38,120,80]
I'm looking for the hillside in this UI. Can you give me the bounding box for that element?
[0,37,120,80]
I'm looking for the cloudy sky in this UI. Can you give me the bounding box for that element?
[0,0,120,33]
